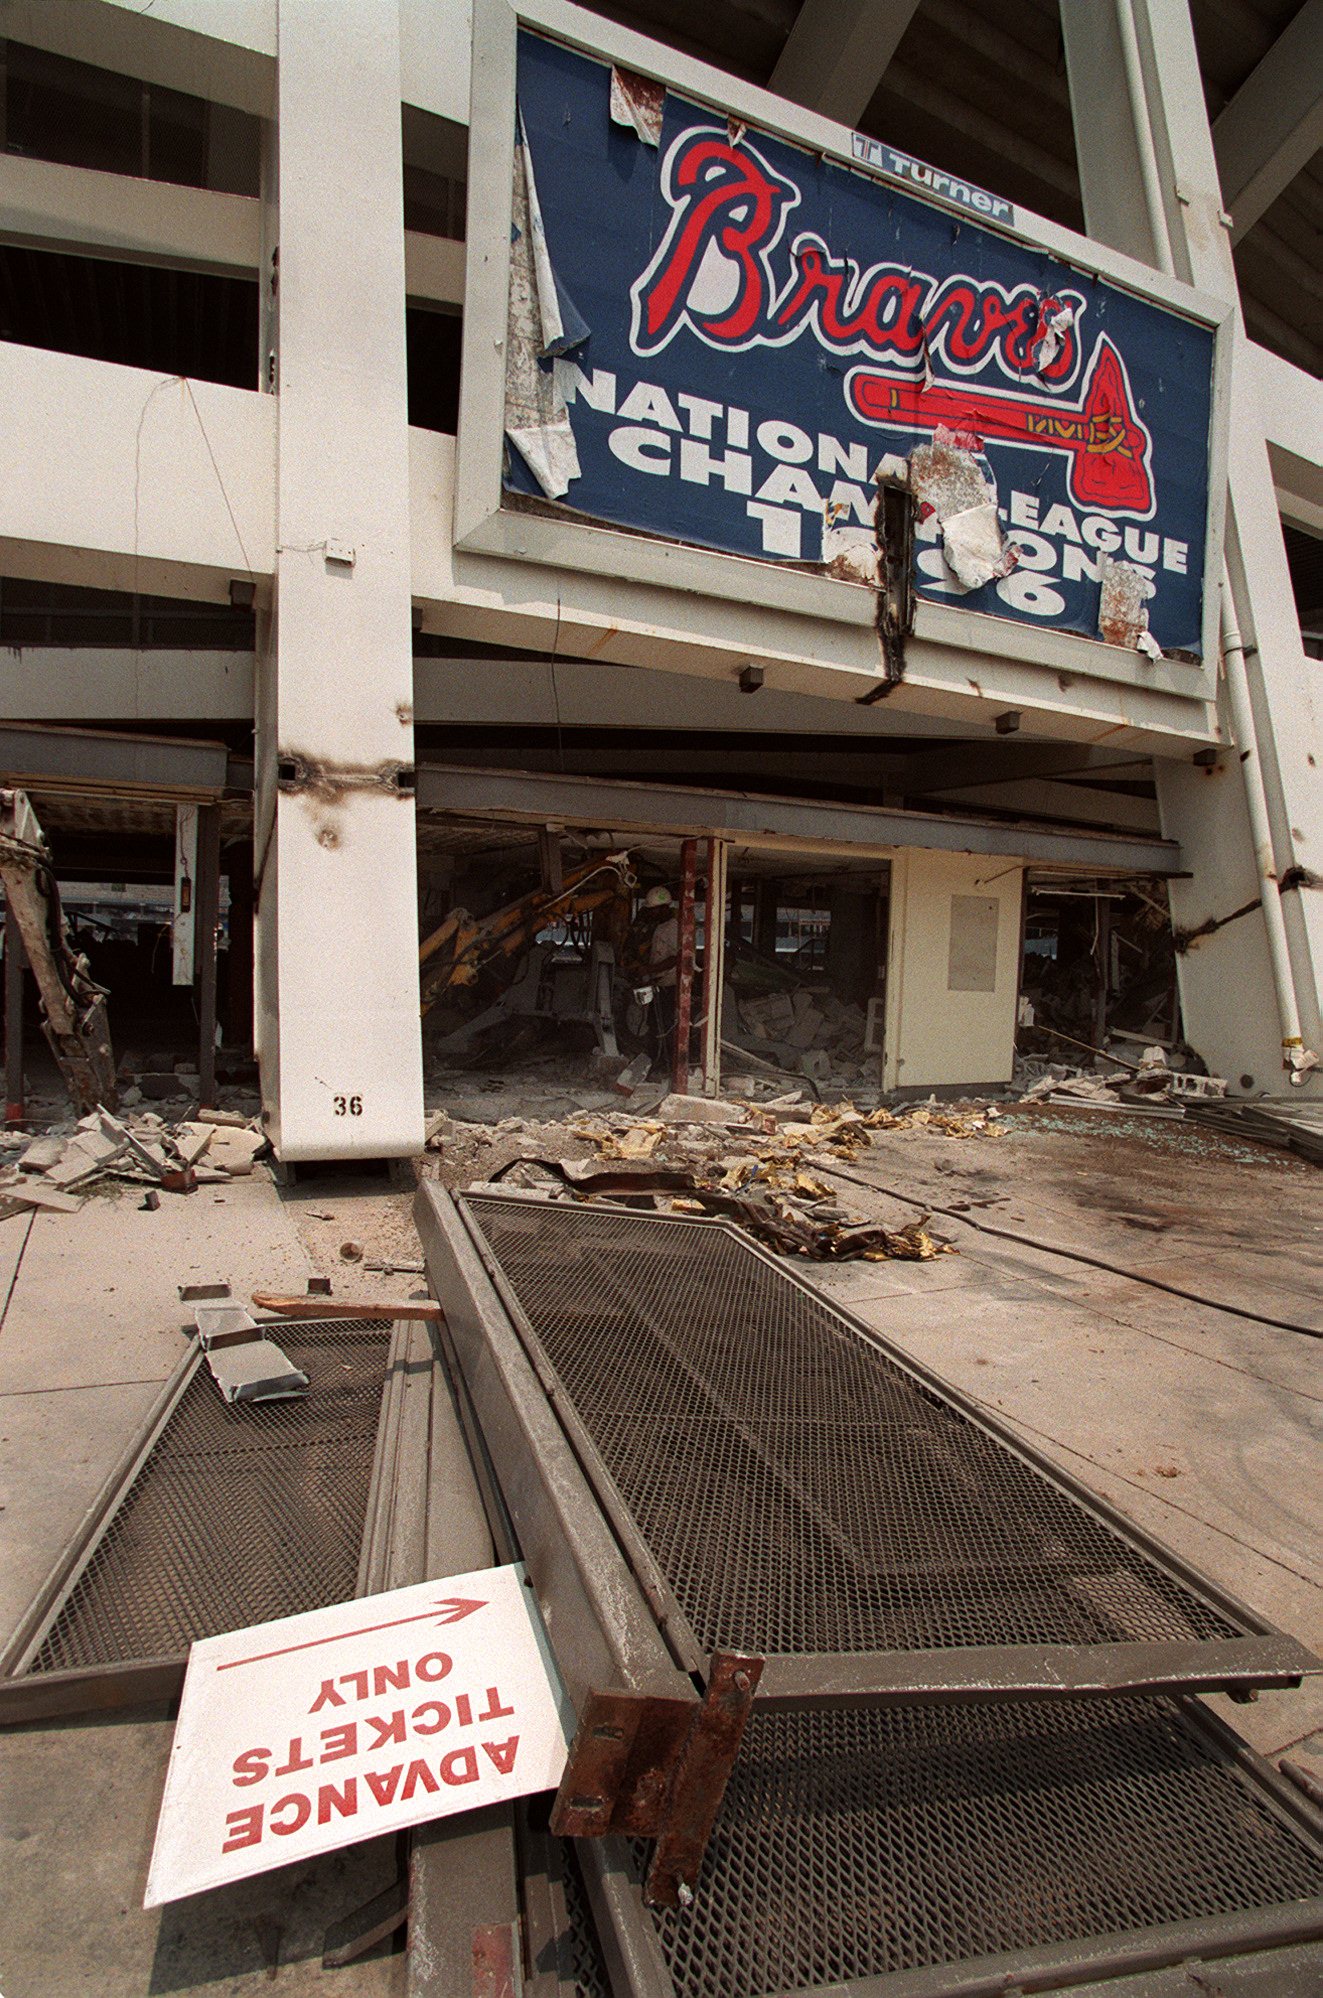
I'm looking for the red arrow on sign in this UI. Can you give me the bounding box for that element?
[846,335,1154,514]
[216,1598,488,1672]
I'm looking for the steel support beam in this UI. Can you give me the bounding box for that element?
[1212,0,1323,242]
[699,838,727,1097]
[0,725,228,800]
[671,840,697,1097]
[195,804,222,1107]
[769,0,920,125]
[416,764,1182,876]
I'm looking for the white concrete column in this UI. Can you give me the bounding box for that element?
[1061,0,1323,1092]
[255,0,423,1160]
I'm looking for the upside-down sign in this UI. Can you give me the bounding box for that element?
[144,1566,573,1906]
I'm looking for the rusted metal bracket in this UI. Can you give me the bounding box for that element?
[550,1652,764,1910]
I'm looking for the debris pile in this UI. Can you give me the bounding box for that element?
[429,1085,1006,1263]
[0,1103,266,1218]
[1017,1045,1226,1116]
[732,988,872,1084]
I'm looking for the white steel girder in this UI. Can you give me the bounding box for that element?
[1060,0,1323,1095]
[769,0,921,126]
[1211,0,1323,244]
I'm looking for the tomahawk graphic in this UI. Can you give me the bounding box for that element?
[846,333,1154,516]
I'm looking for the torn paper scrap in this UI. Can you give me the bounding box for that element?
[1033,302,1074,374]
[610,66,665,146]
[1098,552,1156,649]
[822,522,880,585]
[504,127,582,499]
[940,502,1020,590]
[908,429,1018,591]
[908,426,995,518]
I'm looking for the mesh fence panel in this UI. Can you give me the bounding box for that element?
[466,1198,1242,1658]
[642,1698,1323,1997]
[28,1321,391,1672]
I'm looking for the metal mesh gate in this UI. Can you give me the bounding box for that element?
[461,1198,1256,1664]
[27,1320,391,1673]
[639,1697,1323,1997]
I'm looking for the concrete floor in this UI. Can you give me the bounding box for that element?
[0,1106,1320,1995]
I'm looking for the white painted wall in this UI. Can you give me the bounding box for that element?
[1256,342,1323,537]
[0,345,275,598]
[883,849,1024,1091]
[401,0,472,122]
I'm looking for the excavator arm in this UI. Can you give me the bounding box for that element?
[0,789,117,1115]
[418,853,635,1015]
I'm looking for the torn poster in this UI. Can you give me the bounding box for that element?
[908,429,1019,591]
[504,30,1218,654]
[822,521,880,586]
[504,119,585,498]
[610,66,666,146]
[1033,302,1075,375]
[1098,551,1156,650]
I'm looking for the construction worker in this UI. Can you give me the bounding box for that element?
[639,884,679,1067]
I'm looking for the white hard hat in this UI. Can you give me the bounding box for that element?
[643,885,674,908]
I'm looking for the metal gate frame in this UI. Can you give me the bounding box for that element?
[414,1184,1318,1906]
[415,1181,762,1909]
[0,1314,411,1728]
[570,1695,1323,1998]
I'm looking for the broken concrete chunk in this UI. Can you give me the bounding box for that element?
[205,1127,265,1176]
[5,1182,82,1213]
[20,1135,66,1174]
[171,1124,216,1167]
[656,1094,749,1125]
[197,1107,255,1129]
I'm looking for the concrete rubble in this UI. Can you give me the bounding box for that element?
[421,1067,1014,1262]
[0,1091,267,1219]
[1016,1045,1228,1114]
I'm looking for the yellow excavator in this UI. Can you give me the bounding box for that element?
[418,851,637,1056]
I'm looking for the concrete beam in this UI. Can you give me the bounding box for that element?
[0,344,276,598]
[0,0,275,117]
[769,0,920,126]
[1255,342,1323,539]
[911,777,1162,836]
[896,741,1151,794]
[0,154,260,278]
[0,650,256,724]
[1213,0,1323,243]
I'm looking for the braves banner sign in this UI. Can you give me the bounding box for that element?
[505,32,1216,655]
